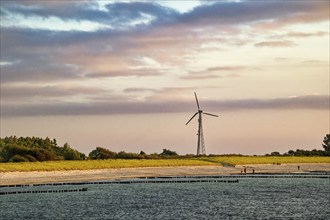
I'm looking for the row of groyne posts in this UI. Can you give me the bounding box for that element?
[1,173,329,195]
[1,188,88,195]
[0,179,239,195]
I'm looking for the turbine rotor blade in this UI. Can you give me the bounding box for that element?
[194,92,200,110]
[185,112,198,125]
[203,112,219,117]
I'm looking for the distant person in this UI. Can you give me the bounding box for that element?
[244,167,246,173]
[252,169,255,174]
[298,166,300,171]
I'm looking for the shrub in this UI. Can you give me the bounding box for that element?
[159,149,178,157]
[24,155,38,162]
[89,147,117,159]
[10,154,29,162]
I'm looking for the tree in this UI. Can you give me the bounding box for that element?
[0,136,85,162]
[88,147,116,159]
[323,134,330,156]
[159,148,178,157]
[287,150,295,156]
[270,151,281,156]
[63,143,82,160]
[139,151,146,155]
[116,151,141,159]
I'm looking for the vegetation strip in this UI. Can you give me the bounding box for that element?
[1,157,330,172]
[0,159,215,172]
[1,135,330,164]
[1,136,329,173]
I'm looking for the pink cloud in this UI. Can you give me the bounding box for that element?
[255,40,296,48]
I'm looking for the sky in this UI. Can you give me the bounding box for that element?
[0,0,329,155]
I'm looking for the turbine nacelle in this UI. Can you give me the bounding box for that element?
[186,93,218,126]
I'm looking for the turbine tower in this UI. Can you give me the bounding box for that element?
[186,92,219,155]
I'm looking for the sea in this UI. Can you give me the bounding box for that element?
[1,174,329,220]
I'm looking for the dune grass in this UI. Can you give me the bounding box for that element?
[202,156,330,166]
[0,156,329,172]
[0,159,216,172]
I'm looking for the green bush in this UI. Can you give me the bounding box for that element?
[89,147,117,159]
[24,155,38,162]
[10,154,29,162]
[0,136,85,162]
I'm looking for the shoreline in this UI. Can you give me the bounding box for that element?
[1,163,329,186]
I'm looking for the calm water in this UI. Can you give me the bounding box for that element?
[1,176,330,219]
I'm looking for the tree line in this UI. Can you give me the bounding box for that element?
[0,136,180,162]
[88,147,179,160]
[267,134,330,156]
[1,134,329,162]
[0,136,85,162]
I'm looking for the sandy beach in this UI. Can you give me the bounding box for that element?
[1,163,329,186]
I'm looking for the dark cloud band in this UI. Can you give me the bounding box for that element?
[1,95,328,117]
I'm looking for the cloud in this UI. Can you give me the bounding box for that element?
[124,88,158,93]
[104,2,178,24]
[85,69,162,78]
[179,1,329,28]
[285,31,328,38]
[251,1,329,30]
[205,95,329,112]
[207,66,246,72]
[1,0,328,115]
[0,28,166,82]
[1,84,110,102]
[181,65,245,80]
[181,73,240,80]
[180,74,221,80]
[268,31,329,41]
[1,95,328,117]
[1,1,328,84]
[0,58,83,83]
[85,72,146,78]
[302,60,328,64]
[2,1,328,33]
[254,40,296,48]
[1,1,178,30]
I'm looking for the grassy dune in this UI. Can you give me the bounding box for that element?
[0,159,215,172]
[0,156,329,172]
[203,156,330,166]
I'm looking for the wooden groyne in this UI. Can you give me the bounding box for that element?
[0,179,238,195]
[0,188,88,195]
[100,179,239,184]
[0,179,239,188]
[1,173,328,189]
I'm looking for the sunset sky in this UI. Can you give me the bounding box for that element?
[1,0,329,155]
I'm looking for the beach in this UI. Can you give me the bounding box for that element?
[1,163,329,186]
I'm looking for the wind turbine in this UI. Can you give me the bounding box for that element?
[186,92,218,155]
